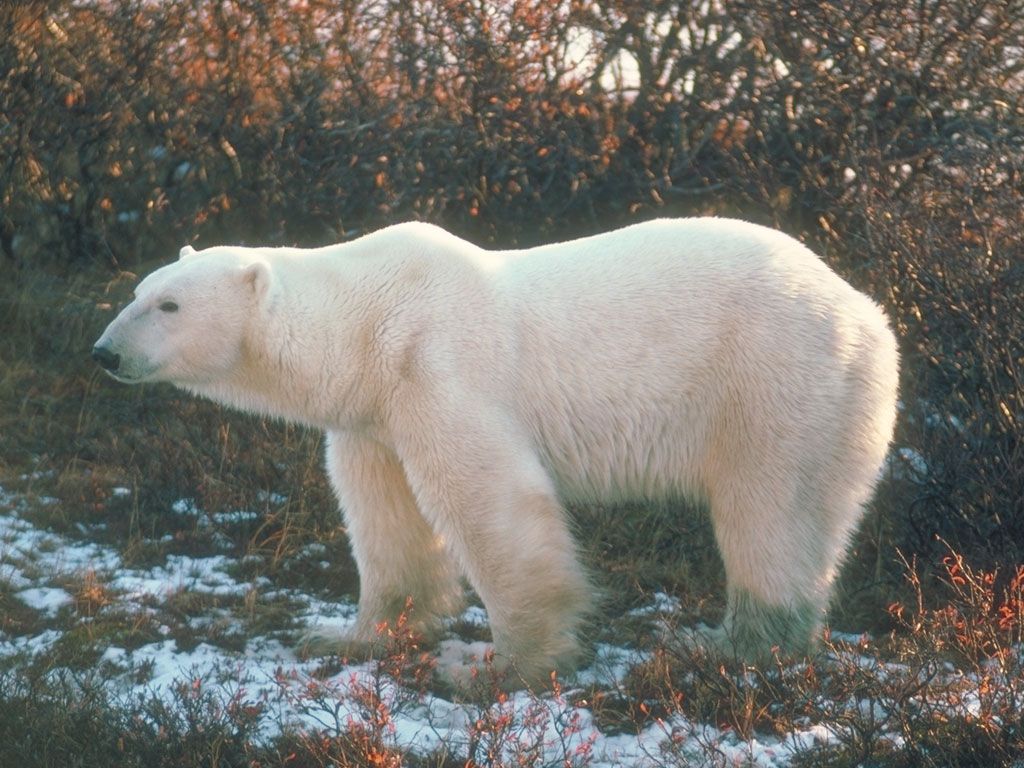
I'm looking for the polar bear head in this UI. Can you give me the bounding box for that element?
[92,245,271,387]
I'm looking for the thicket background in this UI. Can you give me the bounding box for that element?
[2,0,1022,643]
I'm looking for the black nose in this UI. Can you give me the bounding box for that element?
[92,345,120,372]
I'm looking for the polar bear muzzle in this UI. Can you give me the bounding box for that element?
[92,344,121,373]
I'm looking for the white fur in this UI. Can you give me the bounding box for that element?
[94,218,899,685]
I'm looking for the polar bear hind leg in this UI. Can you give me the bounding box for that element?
[696,403,892,663]
[696,427,864,662]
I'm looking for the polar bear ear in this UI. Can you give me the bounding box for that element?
[242,260,273,302]
[179,245,197,260]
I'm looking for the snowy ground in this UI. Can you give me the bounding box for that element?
[0,482,920,766]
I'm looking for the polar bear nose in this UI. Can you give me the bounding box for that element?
[92,345,121,372]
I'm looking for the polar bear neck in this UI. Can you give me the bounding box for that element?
[184,226,479,431]
[184,255,381,430]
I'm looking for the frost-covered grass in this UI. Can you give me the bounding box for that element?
[2,477,1023,767]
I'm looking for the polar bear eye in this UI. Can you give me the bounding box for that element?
[159,300,179,313]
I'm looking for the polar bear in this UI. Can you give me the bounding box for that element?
[93,218,899,686]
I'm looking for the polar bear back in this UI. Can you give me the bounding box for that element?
[494,218,897,506]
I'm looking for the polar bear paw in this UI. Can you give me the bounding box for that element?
[298,625,382,661]
[430,639,560,695]
[671,618,803,667]
[672,622,728,658]
[432,640,511,691]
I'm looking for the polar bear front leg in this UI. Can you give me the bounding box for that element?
[394,406,593,689]
[304,430,464,658]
